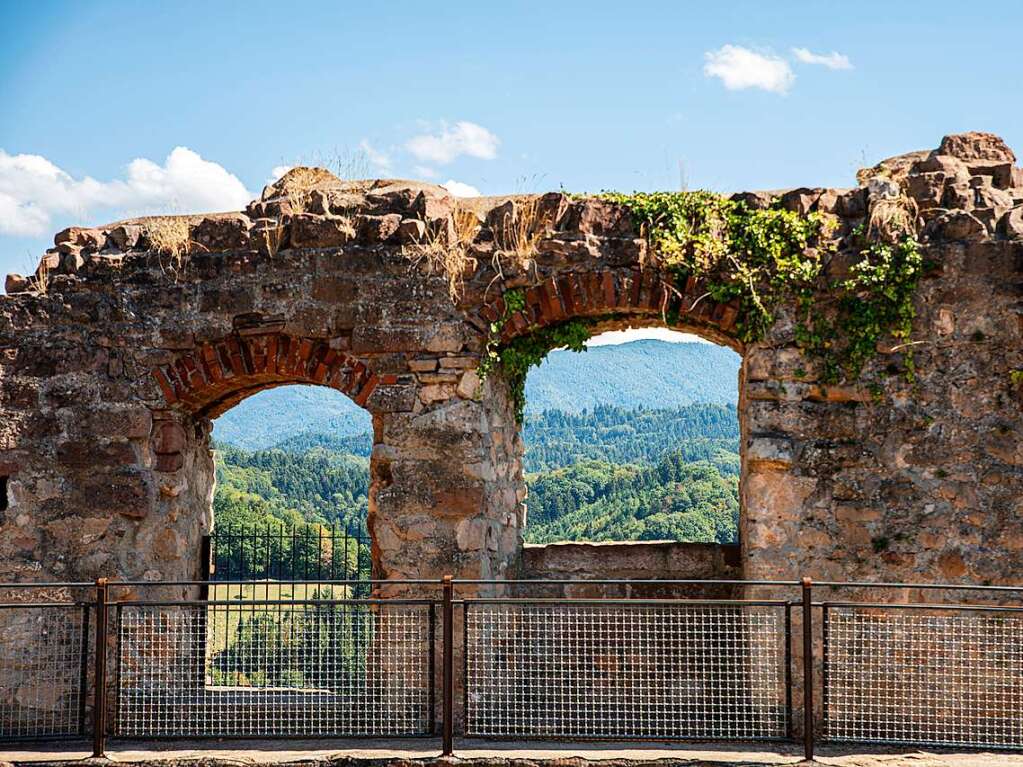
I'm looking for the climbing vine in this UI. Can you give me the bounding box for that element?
[796,228,923,382]
[602,191,922,383]
[477,288,590,422]
[479,189,922,422]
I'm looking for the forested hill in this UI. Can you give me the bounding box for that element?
[211,336,743,546]
[213,444,368,534]
[523,403,738,473]
[212,340,739,450]
[525,340,739,414]
[212,404,740,546]
[525,450,739,544]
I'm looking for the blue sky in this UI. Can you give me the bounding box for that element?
[2,1,1022,286]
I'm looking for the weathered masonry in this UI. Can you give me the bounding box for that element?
[2,132,1023,591]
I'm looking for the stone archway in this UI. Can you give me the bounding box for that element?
[476,267,748,580]
[146,328,390,586]
[479,268,742,351]
[2,132,1023,594]
[153,330,388,416]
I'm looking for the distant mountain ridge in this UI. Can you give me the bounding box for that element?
[212,340,740,450]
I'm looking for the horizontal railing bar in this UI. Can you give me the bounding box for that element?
[451,578,800,586]
[819,600,1023,613]
[814,580,1023,592]
[461,598,790,606]
[3,577,1021,590]
[0,602,91,609]
[461,734,796,744]
[821,736,1023,752]
[0,582,94,588]
[111,598,438,607]
[107,578,440,587]
[106,733,437,742]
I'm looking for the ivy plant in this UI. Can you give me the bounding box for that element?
[477,288,590,422]
[603,191,922,383]
[478,190,923,421]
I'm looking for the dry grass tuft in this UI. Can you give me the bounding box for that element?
[27,254,51,294]
[265,167,341,213]
[867,195,918,242]
[492,197,547,270]
[256,219,288,258]
[862,176,919,243]
[858,159,922,243]
[404,205,482,300]
[144,217,193,259]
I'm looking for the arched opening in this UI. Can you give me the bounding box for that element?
[181,383,378,695]
[520,324,742,547]
[208,384,373,590]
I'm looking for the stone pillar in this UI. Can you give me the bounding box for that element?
[369,374,522,589]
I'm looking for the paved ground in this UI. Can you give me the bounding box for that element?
[2,739,1022,766]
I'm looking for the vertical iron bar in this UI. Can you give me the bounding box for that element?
[331,523,337,581]
[113,605,123,737]
[344,523,350,581]
[278,524,285,580]
[240,525,248,581]
[291,525,298,582]
[265,522,271,604]
[199,534,212,601]
[428,601,436,734]
[302,526,309,582]
[784,601,793,741]
[461,597,469,738]
[77,603,91,736]
[317,525,324,582]
[265,522,271,581]
[91,578,109,758]
[821,602,830,744]
[801,577,814,763]
[441,575,454,756]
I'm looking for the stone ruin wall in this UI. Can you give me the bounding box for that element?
[0,132,1022,598]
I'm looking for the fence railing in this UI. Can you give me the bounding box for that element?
[204,523,372,596]
[0,598,91,741]
[1,577,1022,760]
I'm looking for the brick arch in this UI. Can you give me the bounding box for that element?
[151,332,391,417]
[479,268,743,347]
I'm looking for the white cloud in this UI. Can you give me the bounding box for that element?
[358,139,392,174]
[0,147,252,237]
[270,165,293,182]
[792,47,852,70]
[441,180,481,198]
[586,328,710,347]
[405,121,499,165]
[703,45,794,94]
[414,165,438,180]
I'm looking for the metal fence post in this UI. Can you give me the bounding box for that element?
[441,575,454,756]
[801,576,814,762]
[199,534,212,601]
[92,578,109,758]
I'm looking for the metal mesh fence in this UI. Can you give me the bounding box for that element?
[209,524,372,597]
[115,599,434,737]
[823,606,1023,749]
[0,605,89,740]
[464,602,788,741]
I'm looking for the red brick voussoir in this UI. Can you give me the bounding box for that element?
[152,332,388,416]
[480,268,742,344]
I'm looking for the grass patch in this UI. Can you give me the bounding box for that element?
[207,580,359,656]
[404,204,482,300]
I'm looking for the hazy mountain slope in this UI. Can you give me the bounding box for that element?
[522,403,738,473]
[213,387,373,450]
[526,340,739,413]
[212,340,740,450]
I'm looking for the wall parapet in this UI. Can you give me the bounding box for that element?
[521,540,742,597]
